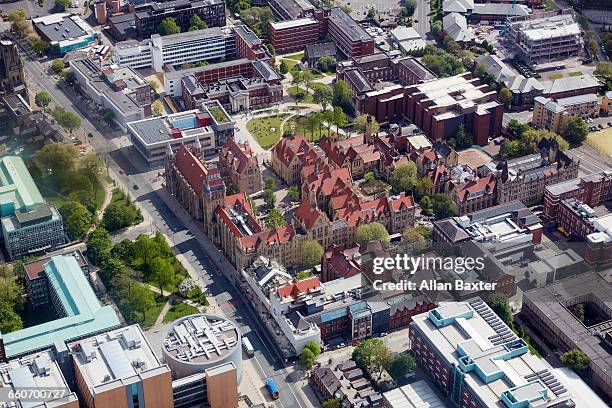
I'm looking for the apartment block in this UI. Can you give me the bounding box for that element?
[532,94,599,133]
[134,0,226,39]
[507,10,582,66]
[70,325,173,408]
[410,300,575,407]
[0,156,65,260]
[327,8,374,58]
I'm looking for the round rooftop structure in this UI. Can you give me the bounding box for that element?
[162,314,242,380]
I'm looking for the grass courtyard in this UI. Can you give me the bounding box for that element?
[246,114,291,149]
[587,129,612,157]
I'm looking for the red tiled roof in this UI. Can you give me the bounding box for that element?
[277,276,321,300]
[294,200,325,230]
[173,145,208,195]
[324,246,361,279]
[307,168,352,197]
[456,175,496,203]
[273,135,321,167]
[239,225,296,250]
[389,194,415,211]
[428,164,450,185]
[221,139,258,174]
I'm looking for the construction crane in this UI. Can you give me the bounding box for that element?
[499,0,518,37]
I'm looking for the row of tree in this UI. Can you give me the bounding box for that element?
[8,9,50,55]
[0,266,25,334]
[353,338,416,381]
[500,119,577,159]
[158,15,208,36]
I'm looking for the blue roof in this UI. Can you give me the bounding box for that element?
[0,255,120,358]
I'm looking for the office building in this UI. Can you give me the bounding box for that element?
[543,171,612,222]
[70,325,173,408]
[0,350,79,408]
[134,0,226,39]
[507,10,582,66]
[268,0,314,20]
[162,314,242,380]
[114,27,234,71]
[410,300,575,407]
[0,255,120,361]
[171,362,239,408]
[533,94,600,133]
[128,103,229,167]
[522,273,612,400]
[32,14,96,56]
[327,8,374,58]
[0,156,65,260]
[269,18,321,54]
[71,59,151,131]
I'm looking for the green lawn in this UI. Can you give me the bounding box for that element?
[568,71,583,77]
[543,0,558,11]
[163,302,199,323]
[40,178,105,211]
[284,51,304,60]
[285,114,334,142]
[548,73,564,80]
[288,86,314,103]
[246,114,290,149]
[281,59,299,71]
[587,128,612,156]
[142,293,167,328]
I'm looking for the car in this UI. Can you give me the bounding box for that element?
[87,132,94,137]
[133,184,139,190]
[378,332,388,337]
[588,118,593,123]
[336,342,346,349]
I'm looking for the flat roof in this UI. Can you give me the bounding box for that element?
[411,299,574,406]
[32,13,94,44]
[329,8,372,42]
[383,380,446,408]
[556,93,599,106]
[270,17,318,30]
[0,256,120,359]
[541,75,601,95]
[411,73,495,110]
[164,314,240,364]
[0,350,78,408]
[0,156,45,216]
[128,109,213,146]
[510,13,580,42]
[70,325,166,391]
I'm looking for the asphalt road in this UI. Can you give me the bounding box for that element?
[23,56,309,408]
[414,0,431,38]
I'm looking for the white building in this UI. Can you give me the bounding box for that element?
[113,27,235,72]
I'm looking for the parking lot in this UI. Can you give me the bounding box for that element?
[340,0,401,21]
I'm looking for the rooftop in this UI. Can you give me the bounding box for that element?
[128,109,213,146]
[545,171,612,196]
[383,380,446,408]
[412,73,496,113]
[556,93,599,106]
[509,12,580,42]
[0,256,120,359]
[163,314,240,364]
[70,325,166,391]
[0,156,45,217]
[329,8,373,42]
[0,350,78,408]
[32,13,95,44]
[541,75,600,95]
[270,17,318,30]
[412,298,574,407]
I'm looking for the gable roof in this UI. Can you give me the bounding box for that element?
[173,145,207,195]
[277,276,321,300]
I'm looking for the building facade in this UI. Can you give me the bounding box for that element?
[269,18,320,54]
[532,94,599,133]
[219,139,263,195]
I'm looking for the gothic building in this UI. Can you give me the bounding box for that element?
[0,39,26,98]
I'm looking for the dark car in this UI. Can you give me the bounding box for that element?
[87,132,94,138]
[133,184,139,190]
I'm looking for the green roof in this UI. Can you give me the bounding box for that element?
[0,255,121,358]
[0,156,45,217]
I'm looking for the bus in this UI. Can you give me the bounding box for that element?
[242,337,254,358]
[266,379,279,399]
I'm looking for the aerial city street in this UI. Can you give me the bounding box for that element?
[0,0,610,406]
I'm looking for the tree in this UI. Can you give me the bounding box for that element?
[81,153,104,194]
[152,100,164,117]
[420,195,432,215]
[431,20,443,36]
[354,114,380,134]
[500,140,523,158]
[279,60,289,74]
[86,227,113,265]
[316,56,335,72]
[188,15,207,31]
[8,9,30,37]
[569,303,585,322]
[332,80,353,114]
[322,399,341,408]
[127,283,155,322]
[506,118,530,138]
[102,109,115,124]
[390,162,417,194]
[560,348,590,372]
[264,189,276,207]
[99,257,126,283]
[103,202,138,231]
[264,176,276,190]
[594,61,612,77]
[387,353,416,380]
[151,257,174,296]
[455,123,473,148]
[51,58,65,74]
[158,18,180,36]
[560,116,588,144]
[52,108,80,136]
[486,293,513,328]
[355,222,389,245]
[404,0,416,15]
[415,177,433,200]
[402,227,427,251]
[421,51,464,77]
[36,142,79,178]
[300,348,316,369]
[313,85,333,111]
[30,38,49,55]
[367,7,376,19]
[352,338,391,379]
[55,0,70,11]
[267,43,275,56]
[0,303,22,333]
[364,171,376,183]
[498,87,513,107]
[305,340,321,357]
[60,201,92,239]
[111,239,136,265]
[432,193,455,220]
[288,186,300,202]
[301,240,324,269]
[0,276,24,310]
[35,91,52,112]
[332,106,346,135]
[265,208,287,228]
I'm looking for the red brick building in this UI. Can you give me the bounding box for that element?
[326,8,374,58]
[269,18,321,54]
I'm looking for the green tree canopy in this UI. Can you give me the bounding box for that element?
[263,189,276,207]
[55,0,70,11]
[390,162,417,194]
[301,240,324,269]
[103,201,138,231]
[36,142,79,178]
[305,340,321,357]
[111,239,136,265]
[560,116,588,145]
[560,348,590,372]
[60,201,92,240]
[188,15,207,31]
[387,352,416,380]
[158,18,181,36]
[51,58,65,74]
[432,193,455,220]
[265,208,287,228]
[322,399,341,408]
[352,338,392,379]
[126,283,155,322]
[35,91,52,111]
[0,303,22,333]
[279,60,289,74]
[498,87,513,107]
[300,348,316,369]
[151,257,174,296]
[288,186,300,202]
[486,293,513,328]
[332,80,354,115]
[354,114,380,134]
[316,56,336,72]
[313,84,333,111]
[355,222,389,245]
[86,227,113,266]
